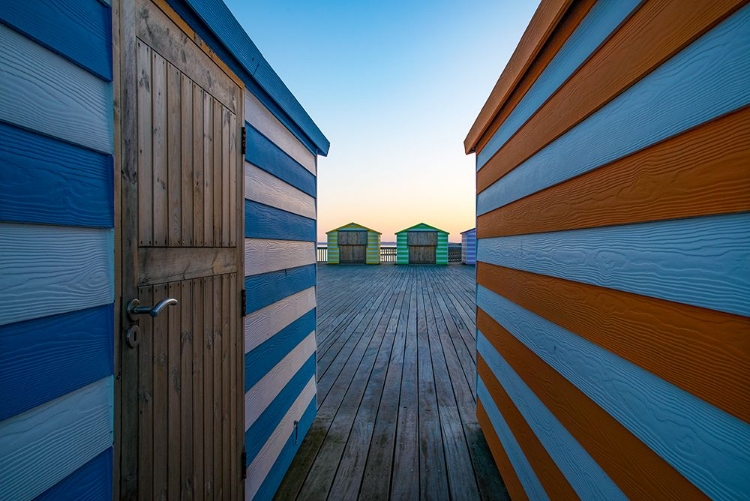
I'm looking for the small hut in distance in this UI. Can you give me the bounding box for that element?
[396,223,449,264]
[327,222,381,264]
[462,228,477,265]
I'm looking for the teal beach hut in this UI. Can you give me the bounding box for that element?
[396,223,449,264]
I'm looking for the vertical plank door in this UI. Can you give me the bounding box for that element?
[119,0,244,499]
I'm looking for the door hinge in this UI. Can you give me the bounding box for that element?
[241,126,247,156]
[241,447,247,480]
[241,289,247,317]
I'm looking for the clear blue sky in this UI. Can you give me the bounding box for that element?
[223,0,541,242]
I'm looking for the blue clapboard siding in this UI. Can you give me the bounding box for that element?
[0,0,112,81]
[245,199,316,242]
[478,331,625,500]
[461,228,476,265]
[0,122,113,228]
[253,395,317,501]
[477,0,641,169]
[0,376,114,500]
[245,264,316,315]
[478,212,750,317]
[246,354,316,460]
[478,286,750,500]
[36,448,113,501]
[477,5,750,215]
[246,125,316,197]
[0,23,114,156]
[245,310,316,391]
[0,305,113,421]
[477,379,548,501]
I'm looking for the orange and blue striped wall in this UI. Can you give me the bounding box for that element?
[0,0,115,499]
[465,0,750,498]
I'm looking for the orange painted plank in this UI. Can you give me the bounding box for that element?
[477,263,750,423]
[473,0,597,156]
[476,400,529,501]
[477,0,746,192]
[477,309,708,500]
[478,357,577,500]
[464,0,573,153]
[478,106,750,237]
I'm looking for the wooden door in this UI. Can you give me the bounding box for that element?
[338,231,367,263]
[118,1,244,499]
[409,245,436,264]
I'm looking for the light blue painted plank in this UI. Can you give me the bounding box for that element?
[477,0,641,170]
[0,376,114,501]
[477,379,548,501]
[478,286,750,500]
[245,264,316,314]
[477,213,750,317]
[0,23,113,154]
[0,223,114,326]
[0,0,112,81]
[478,5,750,214]
[36,448,112,501]
[478,331,625,500]
[245,125,316,197]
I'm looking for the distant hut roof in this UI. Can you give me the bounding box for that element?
[461,228,477,234]
[326,222,381,234]
[396,222,449,235]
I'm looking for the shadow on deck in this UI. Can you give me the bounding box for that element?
[275,264,507,500]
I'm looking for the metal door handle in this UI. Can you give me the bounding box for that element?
[127,297,178,319]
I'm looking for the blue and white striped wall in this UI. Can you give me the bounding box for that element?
[0,0,115,499]
[461,228,476,265]
[243,90,319,500]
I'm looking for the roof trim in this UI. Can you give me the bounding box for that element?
[396,222,449,235]
[464,0,573,154]
[326,222,382,234]
[461,228,477,234]
[178,0,330,156]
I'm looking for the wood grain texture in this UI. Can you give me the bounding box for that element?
[0,377,113,501]
[152,53,169,247]
[245,125,316,197]
[203,92,214,247]
[244,200,315,242]
[137,40,154,246]
[135,0,238,113]
[245,162,316,223]
[478,290,749,499]
[0,224,113,326]
[244,239,315,276]
[0,122,113,229]
[245,378,316,500]
[477,0,640,169]
[0,0,112,80]
[181,74,194,246]
[167,63,183,247]
[464,0,573,152]
[479,351,625,499]
[244,264,316,315]
[477,379,548,500]
[477,359,577,500]
[212,101,222,247]
[244,286,316,354]
[0,305,113,421]
[478,212,750,317]
[193,83,205,247]
[479,106,750,238]
[245,333,316,431]
[244,90,316,174]
[478,263,750,423]
[477,400,528,501]
[0,23,113,154]
[139,247,236,285]
[477,0,748,194]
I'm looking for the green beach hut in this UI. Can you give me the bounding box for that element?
[326,222,381,264]
[396,223,449,265]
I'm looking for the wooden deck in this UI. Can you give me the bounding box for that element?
[275,264,507,500]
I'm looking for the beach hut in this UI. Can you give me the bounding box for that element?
[326,223,381,264]
[396,223,449,264]
[461,228,477,265]
[0,1,328,499]
[465,1,750,499]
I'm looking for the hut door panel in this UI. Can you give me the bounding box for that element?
[409,246,436,264]
[121,2,243,499]
[338,231,367,263]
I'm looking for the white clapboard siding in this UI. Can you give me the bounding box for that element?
[245,239,315,276]
[245,377,316,500]
[244,90,316,175]
[0,24,113,154]
[0,376,113,500]
[245,163,316,220]
[245,332,316,430]
[0,223,114,326]
[245,287,316,354]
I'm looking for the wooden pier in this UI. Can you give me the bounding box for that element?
[275,264,507,500]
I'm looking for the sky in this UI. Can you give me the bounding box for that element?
[223,1,541,242]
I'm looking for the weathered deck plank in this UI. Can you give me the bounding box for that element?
[275,264,506,500]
